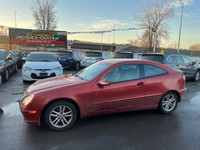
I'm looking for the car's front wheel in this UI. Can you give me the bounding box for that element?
[193,70,200,82]
[44,101,77,131]
[75,63,80,71]
[4,69,9,81]
[158,92,178,114]
[0,74,2,85]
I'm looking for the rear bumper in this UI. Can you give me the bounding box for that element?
[179,88,187,101]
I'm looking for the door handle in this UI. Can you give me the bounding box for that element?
[137,82,145,86]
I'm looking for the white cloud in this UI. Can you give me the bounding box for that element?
[81,18,128,30]
[169,0,193,8]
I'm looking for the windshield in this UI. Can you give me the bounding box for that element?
[0,52,4,60]
[142,55,164,63]
[56,51,72,57]
[85,52,102,57]
[27,53,57,62]
[75,62,111,81]
[12,51,20,57]
[114,53,133,58]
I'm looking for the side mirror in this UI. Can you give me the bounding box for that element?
[192,62,196,65]
[97,79,110,86]
[7,57,12,60]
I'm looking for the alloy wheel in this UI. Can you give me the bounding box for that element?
[162,94,176,112]
[195,71,200,81]
[49,105,73,129]
[76,63,80,71]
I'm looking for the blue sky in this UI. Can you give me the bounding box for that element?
[0,0,199,49]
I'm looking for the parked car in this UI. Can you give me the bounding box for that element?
[56,50,84,71]
[114,52,142,59]
[22,52,63,82]
[20,59,186,130]
[141,53,200,81]
[11,51,28,69]
[0,49,18,85]
[81,51,112,67]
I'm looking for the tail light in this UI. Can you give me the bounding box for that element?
[16,56,19,60]
[81,57,85,60]
[96,58,104,61]
[163,63,168,66]
[68,57,74,60]
[182,74,186,82]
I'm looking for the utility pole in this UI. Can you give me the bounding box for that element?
[15,11,17,28]
[101,32,104,51]
[177,0,184,53]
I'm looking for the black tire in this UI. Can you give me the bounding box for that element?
[0,74,2,85]
[158,92,178,114]
[192,70,200,82]
[75,63,80,71]
[43,101,77,131]
[14,65,18,73]
[4,69,9,81]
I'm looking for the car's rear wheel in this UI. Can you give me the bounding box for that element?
[75,63,80,71]
[193,70,200,82]
[0,74,2,85]
[44,101,77,131]
[158,92,178,114]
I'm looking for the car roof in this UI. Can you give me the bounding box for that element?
[101,59,159,64]
[0,49,6,52]
[30,52,56,55]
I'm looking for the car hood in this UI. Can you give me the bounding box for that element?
[27,75,87,93]
[24,61,61,69]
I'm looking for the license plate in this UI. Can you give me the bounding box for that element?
[39,73,48,77]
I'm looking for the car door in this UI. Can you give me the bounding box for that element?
[92,63,145,114]
[142,64,169,107]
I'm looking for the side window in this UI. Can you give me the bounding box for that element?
[182,56,191,64]
[104,64,140,83]
[73,52,79,59]
[167,56,177,63]
[144,65,167,78]
[5,51,9,59]
[176,56,184,64]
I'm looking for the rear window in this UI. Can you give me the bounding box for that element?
[85,52,102,57]
[56,51,72,57]
[12,51,20,56]
[114,53,133,58]
[142,55,164,63]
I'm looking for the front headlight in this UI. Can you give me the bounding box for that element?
[23,94,34,106]
[54,66,62,71]
[24,66,33,72]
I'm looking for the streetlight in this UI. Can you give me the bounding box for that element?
[177,0,184,53]
[15,11,17,28]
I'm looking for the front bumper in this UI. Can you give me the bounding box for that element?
[22,69,63,81]
[19,100,41,125]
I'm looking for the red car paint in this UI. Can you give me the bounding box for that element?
[19,59,186,125]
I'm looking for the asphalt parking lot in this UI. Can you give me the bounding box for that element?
[0,69,200,150]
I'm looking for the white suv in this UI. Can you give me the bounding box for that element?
[81,51,112,67]
[22,52,63,82]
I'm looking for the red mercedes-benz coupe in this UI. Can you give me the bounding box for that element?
[19,59,186,130]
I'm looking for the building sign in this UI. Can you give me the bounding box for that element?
[9,28,67,47]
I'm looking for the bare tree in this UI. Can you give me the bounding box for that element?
[190,44,200,51]
[135,0,174,51]
[31,0,58,30]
